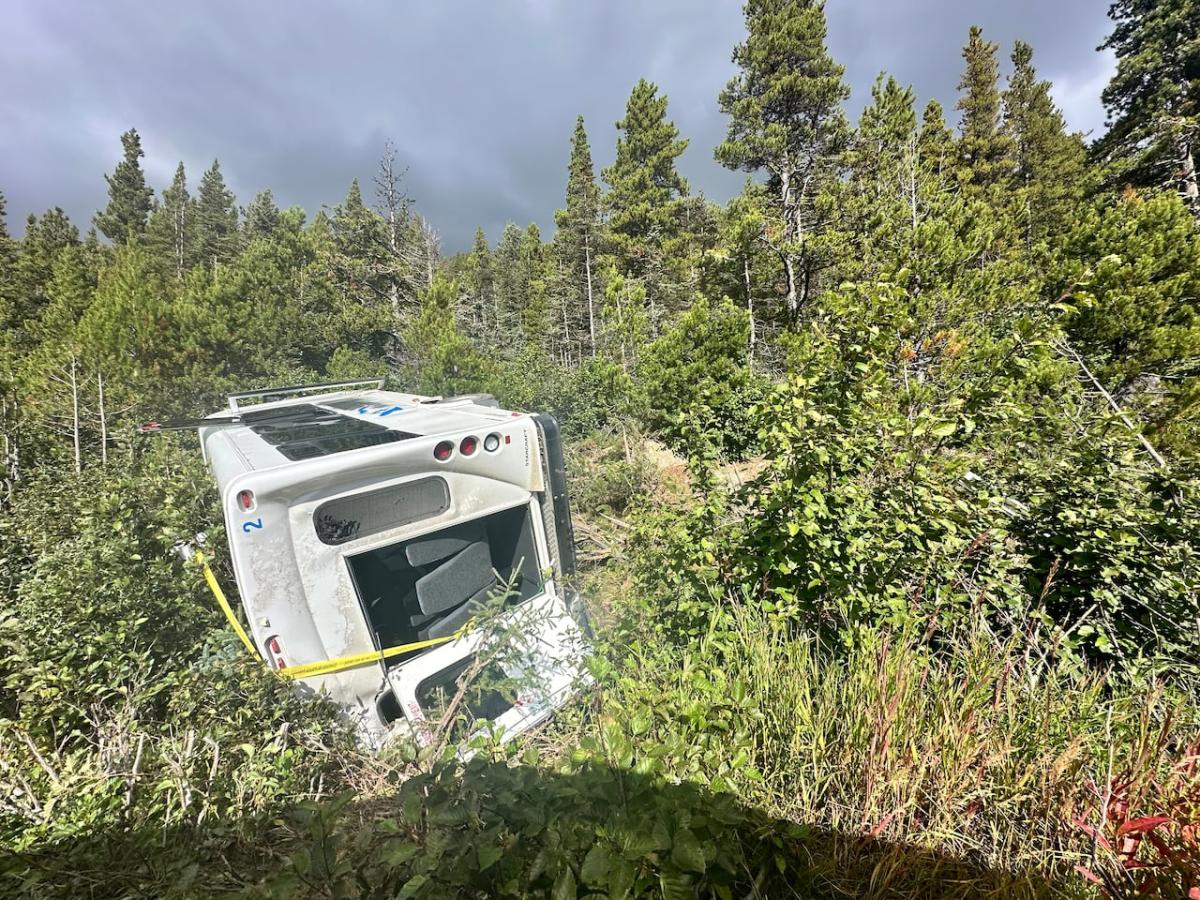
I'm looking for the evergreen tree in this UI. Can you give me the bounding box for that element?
[602,79,689,294]
[0,193,16,330]
[405,275,489,395]
[373,143,423,317]
[147,162,194,279]
[712,184,774,359]
[716,0,850,317]
[956,26,1013,189]
[93,128,153,243]
[193,160,240,266]
[20,246,98,471]
[75,243,170,416]
[11,208,80,334]
[918,100,956,185]
[1097,0,1200,215]
[493,222,526,341]
[554,116,602,357]
[519,223,551,350]
[327,180,400,357]
[1055,193,1200,395]
[242,189,281,241]
[835,75,921,277]
[1002,42,1088,242]
[465,226,495,341]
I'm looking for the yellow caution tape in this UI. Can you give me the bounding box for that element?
[193,548,468,680]
[195,549,257,657]
[277,633,463,680]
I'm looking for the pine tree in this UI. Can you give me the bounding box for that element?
[956,26,1013,189]
[373,142,423,316]
[714,184,773,358]
[0,193,20,332]
[465,226,495,341]
[242,189,281,240]
[93,129,154,243]
[840,75,921,273]
[21,247,97,471]
[327,180,401,356]
[716,0,850,317]
[519,223,551,350]
[493,222,526,341]
[1097,0,1200,215]
[12,209,80,333]
[554,116,602,357]
[75,242,170,416]
[193,160,240,266]
[1002,42,1088,241]
[918,100,956,190]
[147,162,194,279]
[602,79,689,290]
[1053,193,1200,445]
[405,275,489,395]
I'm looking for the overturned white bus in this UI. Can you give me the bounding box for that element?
[181,379,587,747]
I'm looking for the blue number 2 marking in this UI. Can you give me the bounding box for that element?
[242,518,264,534]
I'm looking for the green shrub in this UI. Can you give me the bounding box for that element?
[639,298,761,458]
[0,444,355,856]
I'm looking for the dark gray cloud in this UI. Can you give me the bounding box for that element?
[1,0,1113,252]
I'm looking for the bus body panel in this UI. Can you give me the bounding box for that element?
[198,387,583,745]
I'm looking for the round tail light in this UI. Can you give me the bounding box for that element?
[460,435,478,456]
[483,433,501,452]
[433,440,454,462]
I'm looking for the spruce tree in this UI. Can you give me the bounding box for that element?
[716,0,850,317]
[918,100,955,180]
[147,162,194,279]
[602,79,689,285]
[554,116,602,356]
[466,226,495,340]
[242,189,281,240]
[94,129,154,243]
[493,222,526,342]
[12,209,80,333]
[1002,42,1087,241]
[1097,0,1200,215]
[956,26,1012,189]
[519,223,551,350]
[193,160,239,266]
[0,193,18,332]
[840,75,920,273]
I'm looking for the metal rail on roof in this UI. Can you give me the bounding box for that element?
[227,379,386,412]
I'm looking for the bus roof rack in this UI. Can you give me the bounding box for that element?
[227,379,386,411]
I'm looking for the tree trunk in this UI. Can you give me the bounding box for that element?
[97,369,108,466]
[584,235,596,357]
[174,204,185,281]
[1179,134,1199,219]
[743,256,755,363]
[70,357,81,475]
[779,169,800,316]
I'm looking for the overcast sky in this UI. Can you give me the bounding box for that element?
[1,0,1115,252]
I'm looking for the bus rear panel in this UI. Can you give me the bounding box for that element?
[198,384,586,746]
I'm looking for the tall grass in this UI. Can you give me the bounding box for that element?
[577,599,1200,898]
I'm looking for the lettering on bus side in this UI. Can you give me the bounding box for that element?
[242,518,264,534]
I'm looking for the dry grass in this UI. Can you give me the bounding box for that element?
[566,597,1200,898]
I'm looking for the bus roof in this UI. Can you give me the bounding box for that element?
[201,389,523,476]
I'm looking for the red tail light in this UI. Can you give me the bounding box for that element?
[237,490,255,511]
[433,440,454,462]
[459,435,478,456]
[265,635,287,670]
